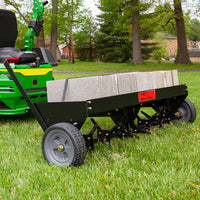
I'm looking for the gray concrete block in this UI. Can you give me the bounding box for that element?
[100,74,118,97]
[65,76,102,101]
[151,71,165,89]
[117,73,133,94]
[135,71,155,91]
[171,70,179,85]
[47,70,180,102]
[47,79,66,102]
[164,70,173,87]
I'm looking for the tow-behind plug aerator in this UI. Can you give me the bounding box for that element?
[4,60,196,167]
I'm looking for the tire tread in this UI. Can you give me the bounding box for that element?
[42,123,86,167]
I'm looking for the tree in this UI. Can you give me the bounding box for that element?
[151,1,192,64]
[153,3,176,35]
[47,0,87,62]
[50,0,58,60]
[173,0,192,64]
[97,0,155,63]
[131,0,142,64]
[96,0,133,63]
[74,15,97,61]
[66,0,75,63]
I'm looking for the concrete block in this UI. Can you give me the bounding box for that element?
[100,74,118,97]
[129,72,139,93]
[164,70,173,87]
[47,70,180,103]
[47,79,67,102]
[151,71,165,89]
[171,70,179,85]
[65,76,102,101]
[135,72,155,91]
[117,73,133,94]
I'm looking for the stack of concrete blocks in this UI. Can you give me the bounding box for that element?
[47,70,179,102]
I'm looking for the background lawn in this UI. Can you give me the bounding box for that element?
[0,63,199,199]
[54,60,200,72]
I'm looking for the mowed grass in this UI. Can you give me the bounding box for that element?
[54,60,200,72]
[0,68,199,199]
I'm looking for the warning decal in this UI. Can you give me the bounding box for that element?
[138,90,156,102]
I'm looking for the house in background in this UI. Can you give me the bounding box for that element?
[163,33,177,58]
[188,51,200,62]
[188,41,200,63]
[59,44,68,59]
[59,43,78,59]
[142,33,200,61]
[58,33,200,62]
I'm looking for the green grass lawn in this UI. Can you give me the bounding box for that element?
[54,60,200,72]
[0,65,199,199]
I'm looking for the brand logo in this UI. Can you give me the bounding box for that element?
[138,90,156,102]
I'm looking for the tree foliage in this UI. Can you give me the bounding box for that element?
[96,0,131,62]
[188,18,200,41]
[153,3,176,35]
[96,0,157,63]
[74,14,98,61]
[4,0,198,64]
[5,0,93,60]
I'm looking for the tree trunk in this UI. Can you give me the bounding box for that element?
[37,27,45,47]
[67,0,75,63]
[68,43,71,61]
[50,0,58,60]
[89,36,92,62]
[131,0,143,64]
[174,0,192,64]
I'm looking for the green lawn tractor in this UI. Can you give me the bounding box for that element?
[0,0,56,115]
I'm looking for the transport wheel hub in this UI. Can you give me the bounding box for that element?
[58,144,65,152]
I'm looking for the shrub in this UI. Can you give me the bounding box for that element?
[152,47,168,63]
[104,49,125,63]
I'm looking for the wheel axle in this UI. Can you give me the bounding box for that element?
[58,144,65,152]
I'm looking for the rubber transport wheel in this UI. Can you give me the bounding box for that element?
[42,123,86,167]
[177,99,196,123]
